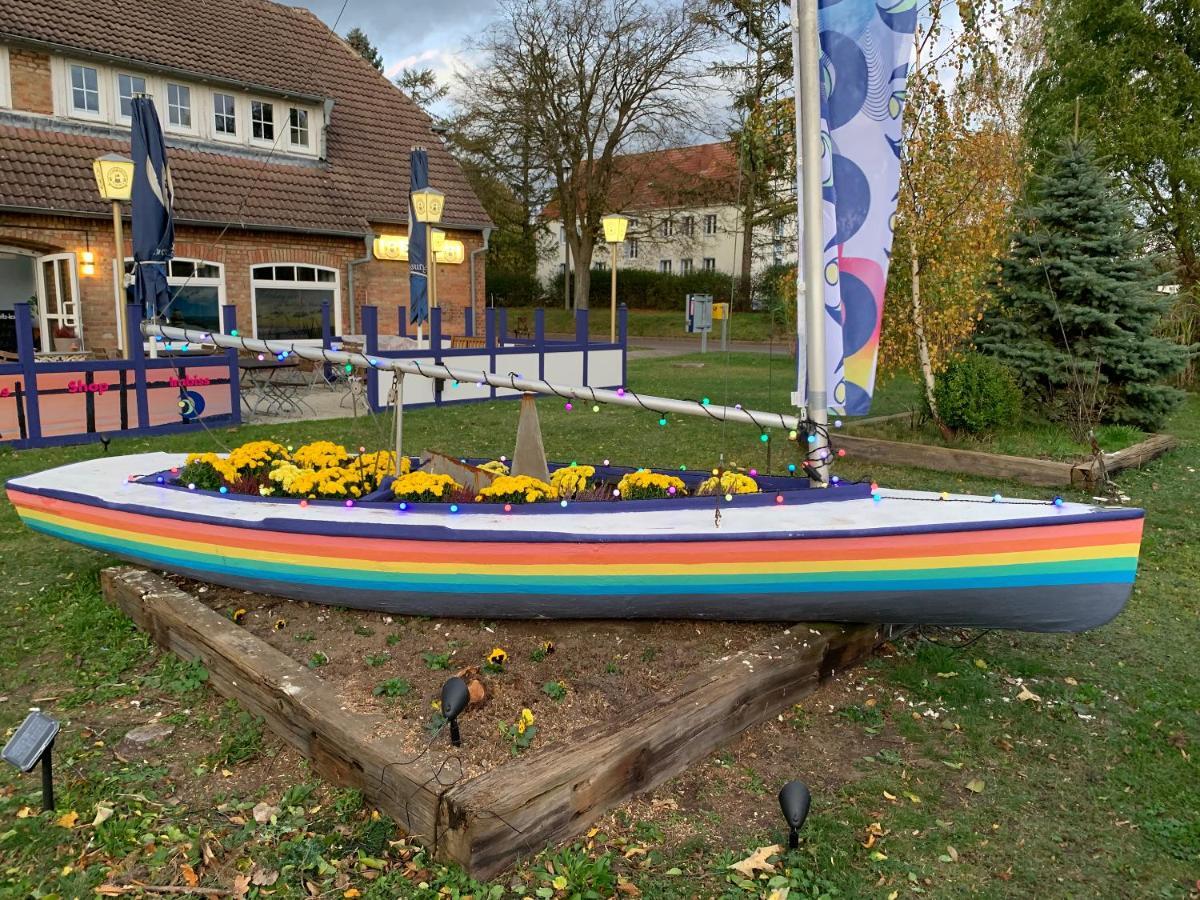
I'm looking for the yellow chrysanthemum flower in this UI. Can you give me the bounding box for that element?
[697,471,759,496]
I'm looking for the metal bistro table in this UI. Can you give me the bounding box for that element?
[238,357,312,417]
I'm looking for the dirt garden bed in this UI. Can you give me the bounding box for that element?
[168,575,777,778]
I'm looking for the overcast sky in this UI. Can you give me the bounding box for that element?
[288,0,495,91]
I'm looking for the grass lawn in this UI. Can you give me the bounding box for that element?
[1,352,1197,897]
[507,307,778,343]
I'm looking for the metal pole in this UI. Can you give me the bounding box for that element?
[794,0,830,480]
[393,373,404,475]
[430,255,438,311]
[112,200,127,359]
[789,1,807,410]
[700,329,707,354]
[610,243,618,343]
[143,321,807,432]
[40,741,54,811]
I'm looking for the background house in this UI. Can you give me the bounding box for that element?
[537,141,796,293]
[0,0,490,355]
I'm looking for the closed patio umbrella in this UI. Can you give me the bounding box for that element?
[130,97,174,324]
[408,148,429,327]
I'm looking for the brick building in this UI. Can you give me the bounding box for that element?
[0,0,491,355]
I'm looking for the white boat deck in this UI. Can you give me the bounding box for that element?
[8,452,1123,539]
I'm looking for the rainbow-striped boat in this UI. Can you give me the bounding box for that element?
[6,452,1142,632]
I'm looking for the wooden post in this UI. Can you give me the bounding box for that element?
[362,305,379,412]
[221,305,241,424]
[112,200,127,359]
[610,243,618,343]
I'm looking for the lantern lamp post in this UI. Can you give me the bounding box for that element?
[601,214,629,343]
[92,153,134,357]
[411,187,444,338]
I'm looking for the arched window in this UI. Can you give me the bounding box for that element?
[250,264,339,342]
[123,258,225,340]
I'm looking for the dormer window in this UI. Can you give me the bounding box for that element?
[117,73,146,119]
[214,93,237,136]
[69,64,100,115]
[288,108,309,148]
[252,100,275,141]
[167,82,191,128]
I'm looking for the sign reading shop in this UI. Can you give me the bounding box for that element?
[66,374,211,395]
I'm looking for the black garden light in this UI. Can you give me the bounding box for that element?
[2,710,60,811]
[778,780,811,850]
[441,676,470,747]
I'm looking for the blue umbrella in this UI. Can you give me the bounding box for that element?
[408,148,429,326]
[130,97,174,322]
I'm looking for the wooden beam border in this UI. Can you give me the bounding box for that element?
[836,432,1177,489]
[101,567,888,880]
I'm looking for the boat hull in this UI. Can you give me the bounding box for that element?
[6,453,1143,632]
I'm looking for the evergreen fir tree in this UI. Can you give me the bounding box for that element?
[345,27,384,73]
[976,139,1190,431]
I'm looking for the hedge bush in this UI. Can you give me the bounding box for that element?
[932,353,1023,435]
[535,267,734,311]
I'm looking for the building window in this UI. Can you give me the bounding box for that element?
[704,214,718,235]
[703,257,716,272]
[70,64,100,114]
[682,215,695,237]
[251,264,338,341]
[659,219,674,238]
[289,108,309,147]
[659,259,672,274]
[214,93,237,135]
[124,258,224,335]
[773,219,786,238]
[166,82,191,127]
[626,239,639,260]
[116,73,146,119]
[680,258,693,274]
[251,100,275,141]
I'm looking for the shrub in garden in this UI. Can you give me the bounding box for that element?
[931,353,1022,435]
[616,470,687,500]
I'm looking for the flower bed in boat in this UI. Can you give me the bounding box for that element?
[172,575,777,778]
[161,440,838,507]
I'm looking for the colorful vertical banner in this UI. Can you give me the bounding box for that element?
[817,0,917,414]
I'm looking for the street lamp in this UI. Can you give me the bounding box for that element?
[411,187,445,332]
[601,214,629,343]
[93,153,134,357]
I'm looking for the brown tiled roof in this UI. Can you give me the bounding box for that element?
[543,142,740,219]
[0,0,490,233]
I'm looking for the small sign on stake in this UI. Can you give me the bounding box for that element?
[2,710,60,810]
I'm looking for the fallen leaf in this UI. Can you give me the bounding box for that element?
[729,844,781,877]
[92,805,114,827]
[623,846,648,859]
[947,845,959,862]
[616,880,641,896]
[54,810,79,828]
[904,792,922,804]
[1016,686,1041,703]
[1064,676,1078,686]
[883,791,898,801]
[974,658,988,670]
[966,779,986,794]
[251,867,279,886]
[15,806,33,819]
[936,671,959,679]
[231,873,251,899]
[888,892,900,900]
[552,875,568,890]
[663,868,682,877]
[181,863,199,887]
[943,760,964,770]
[343,890,361,898]
[870,850,889,861]
[767,888,790,900]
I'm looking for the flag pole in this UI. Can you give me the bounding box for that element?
[792,0,830,481]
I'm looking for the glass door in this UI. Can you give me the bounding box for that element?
[34,253,82,353]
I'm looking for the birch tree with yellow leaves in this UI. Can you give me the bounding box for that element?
[882,1,1036,424]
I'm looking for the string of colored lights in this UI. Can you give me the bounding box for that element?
[143,321,830,436]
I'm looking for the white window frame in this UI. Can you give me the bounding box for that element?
[114,71,147,122]
[704,214,718,235]
[212,91,238,140]
[250,263,341,343]
[165,81,195,133]
[288,106,310,149]
[626,239,639,260]
[118,257,226,351]
[680,258,693,275]
[681,215,694,237]
[250,99,277,147]
[703,257,716,272]
[0,46,11,109]
[658,259,672,274]
[67,61,103,119]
